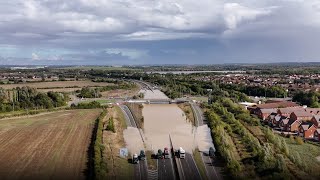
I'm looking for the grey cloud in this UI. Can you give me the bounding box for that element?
[0,0,320,64]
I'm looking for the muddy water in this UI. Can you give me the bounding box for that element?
[139,89,169,99]
[143,104,196,153]
[123,127,144,154]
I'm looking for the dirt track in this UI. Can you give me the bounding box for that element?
[0,109,101,180]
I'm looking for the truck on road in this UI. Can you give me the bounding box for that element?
[139,150,146,161]
[157,149,164,159]
[133,153,139,164]
[178,147,185,159]
[164,147,170,159]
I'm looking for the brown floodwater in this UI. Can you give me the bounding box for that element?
[143,104,213,153]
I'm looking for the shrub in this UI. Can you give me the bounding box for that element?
[106,117,115,133]
[295,136,304,145]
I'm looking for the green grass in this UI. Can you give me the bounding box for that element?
[283,136,320,176]
[106,155,134,180]
[193,149,208,180]
[80,99,115,105]
[115,106,127,129]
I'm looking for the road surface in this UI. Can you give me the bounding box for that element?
[120,105,148,180]
[201,153,223,180]
[191,103,223,180]
[120,105,137,127]
[190,103,204,126]
[179,153,202,180]
[158,158,176,180]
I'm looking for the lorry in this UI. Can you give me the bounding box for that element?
[178,147,185,159]
[139,150,146,161]
[132,153,139,164]
[157,149,164,159]
[164,147,170,159]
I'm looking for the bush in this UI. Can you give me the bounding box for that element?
[73,101,101,109]
[106,117,115,133]
[295,136,304,145]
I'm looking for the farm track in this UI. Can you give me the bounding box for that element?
[0,109,101,180]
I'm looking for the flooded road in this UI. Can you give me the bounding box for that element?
[143,104,196,153]
[139,89,169,99]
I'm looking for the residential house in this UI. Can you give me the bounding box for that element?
[298,122,317,139]
[266,112,277,125]
[286,119,302,132]
[270,114,288,128]
[314,129,320,141]
[306,108,320,115]
[289,111,313,122]
[256,108,277,120]
[279,118,290,131]
[311,115,320,128]
[277,107,304,117]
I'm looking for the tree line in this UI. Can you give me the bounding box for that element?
[0,87,68,112]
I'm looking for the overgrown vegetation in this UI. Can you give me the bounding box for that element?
[105,117,115,133]
[71,101,101,109]
[94,110,107,180]
[205,97,302,179]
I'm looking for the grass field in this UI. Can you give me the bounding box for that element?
[0,109,101,179]
[283,137,320,177]
[0,80,112,91]
[103,106,134,179]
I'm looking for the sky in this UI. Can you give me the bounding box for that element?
[0,0,320,65]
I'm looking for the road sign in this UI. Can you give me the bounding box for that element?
[120,148,128,158]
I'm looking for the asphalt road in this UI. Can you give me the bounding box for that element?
[134,161,148,180]
[158,158,176,180]
[191,103,204,126]
[201,153,222,180]
[191,103,224,180]
[120,105,137,127]
[179,153,202,180]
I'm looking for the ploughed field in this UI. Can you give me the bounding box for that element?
[0,109,101,180]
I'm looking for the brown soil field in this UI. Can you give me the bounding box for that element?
[0,109,101,180]
[0,80,112,90]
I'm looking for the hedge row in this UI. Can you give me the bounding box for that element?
[94,110,107,180]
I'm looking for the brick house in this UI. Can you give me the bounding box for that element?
[277,107,304,117]
[272,114,288,128]
[289,111,313,122]
[310,115,320,128]
[266,112,277,125]
[279,118,290,131]
[298,122,317,139]
[286,119,302,132]
[256,108,277,120]
[305,108,320,115]
[314,129,320,141]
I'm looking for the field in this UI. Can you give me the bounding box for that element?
[100,88,140,98]
[103,106,134,179]
[0,109,101,179]
[0,80,112,92]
